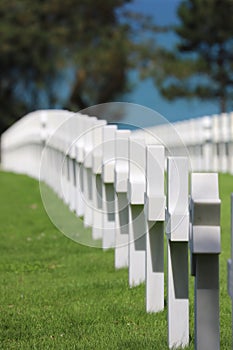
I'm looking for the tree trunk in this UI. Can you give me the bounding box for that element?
[220,95,226,114]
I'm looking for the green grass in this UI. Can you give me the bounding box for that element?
[0,171,232,349]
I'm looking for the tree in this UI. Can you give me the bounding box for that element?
[140,0,233,113]
[0,0,154,134]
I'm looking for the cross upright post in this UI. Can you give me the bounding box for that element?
[102,124,117,250]
[145,145,165,313]
[190,173,221,350]
[166,157,189,348]
[91,119,107,240]
[127,136,146,287]
[114,129,131,269]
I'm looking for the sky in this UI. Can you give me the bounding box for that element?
[121,0,221,127]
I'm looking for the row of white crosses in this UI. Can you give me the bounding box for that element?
[1,110,222,349]
[2,110,233,176]
[1,110,73,181]
[139,112,233,174]
[45,112,222,349]
[1,111,47,178]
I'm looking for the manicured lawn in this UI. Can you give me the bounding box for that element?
[0,171,232,349]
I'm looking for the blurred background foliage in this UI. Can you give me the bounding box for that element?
[139,0,233,114]
[0,0,233,134]
[0,0,161,133]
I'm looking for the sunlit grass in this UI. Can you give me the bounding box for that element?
[0,171,232,349]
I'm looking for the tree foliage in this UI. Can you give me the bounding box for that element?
[140,0,233,113]
[0,0,154,134]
